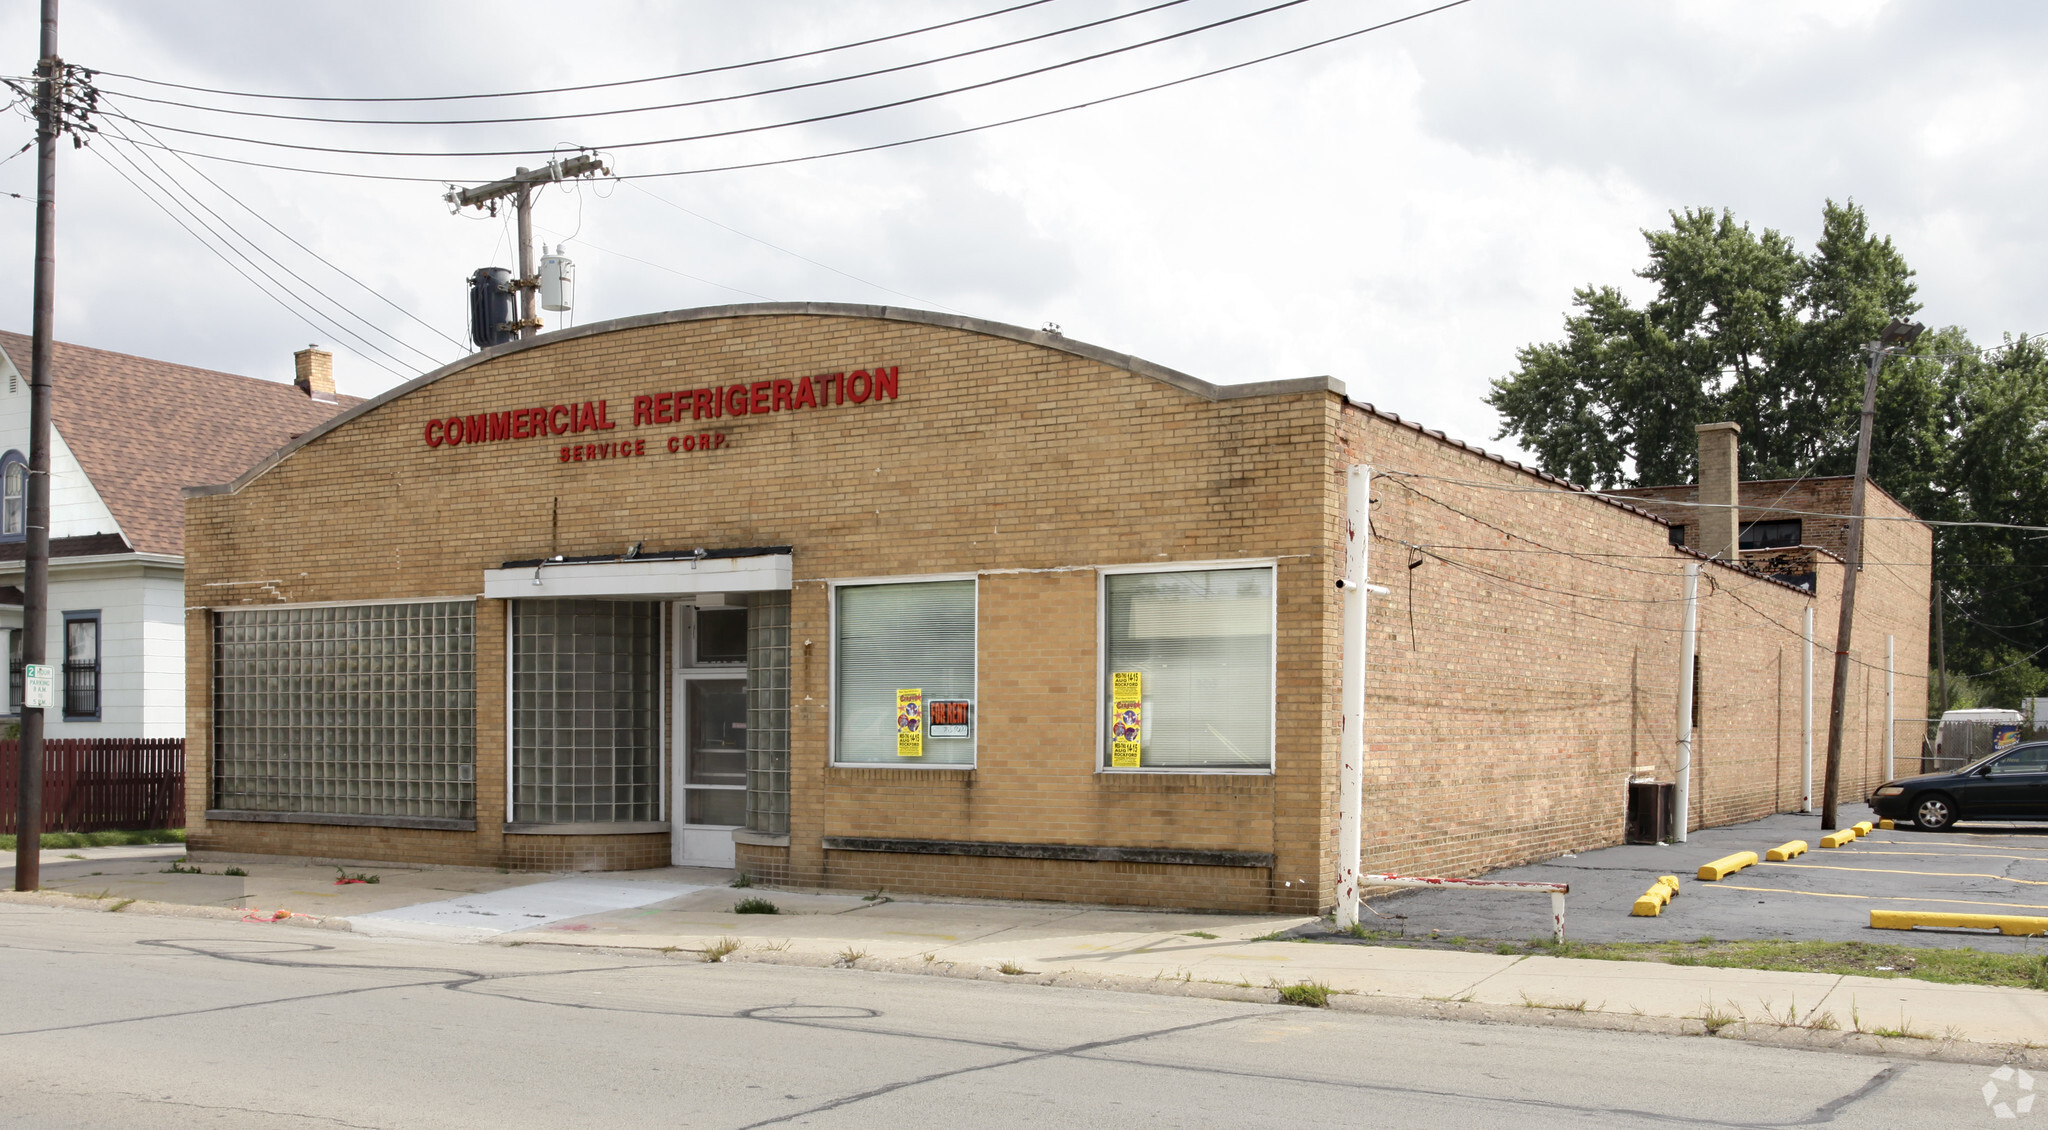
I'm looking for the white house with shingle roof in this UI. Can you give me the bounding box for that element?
[0,334,357,737]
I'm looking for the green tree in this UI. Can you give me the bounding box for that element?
[1490,201,2045,708]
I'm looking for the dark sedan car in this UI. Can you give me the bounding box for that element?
[1869,742,2048,830]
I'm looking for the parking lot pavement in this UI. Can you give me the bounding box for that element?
[1363,803,2048,951]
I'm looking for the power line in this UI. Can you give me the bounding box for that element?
[96,0,1200,129]
[99,0,1325,161]
[108,113,466,355]
[84,0,1066,103]
[97,119,445,371]
[86,143,410,381]
[1377,467,2048,534]
[94,0,1475,182]
[627,182,970,315]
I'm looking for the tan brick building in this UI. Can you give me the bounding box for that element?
[181,305,1931,913]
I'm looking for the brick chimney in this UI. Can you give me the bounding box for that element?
[293,345,336,403]
[1695,422,1741,560]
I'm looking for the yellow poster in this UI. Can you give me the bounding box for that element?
[1110,671,1142,768]
[896,688,924,757]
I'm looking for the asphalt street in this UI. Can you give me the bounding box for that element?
[1364,805,2048,951]
[0,903,2014,1129]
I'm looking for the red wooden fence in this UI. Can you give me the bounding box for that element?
[0,738,185,834]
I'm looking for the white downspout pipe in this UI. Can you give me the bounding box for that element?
[1802,605,1814,813]
[1674,561,1699,843]
[1885,634,1896,782]
[1334,465,1383,929]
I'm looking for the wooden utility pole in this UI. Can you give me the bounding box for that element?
[15,0,62,892]
[445,154,607,341]
[1820,319,1923,830]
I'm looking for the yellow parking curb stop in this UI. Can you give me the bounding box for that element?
[1870,910,2048,936]
[1630,875,1682,917]
[1765,840,1808,861]
[1851,821,1874,837]
[1697,852,1758,881]
[1819,830,1856,849]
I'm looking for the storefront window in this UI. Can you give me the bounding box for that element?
[746,591,790,834]
[213,600,477,822]
[834,579,975,766]
[1101,566,1274,771]
[512,599,661,824]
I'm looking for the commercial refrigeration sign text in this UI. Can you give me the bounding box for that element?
[418,365,900,463]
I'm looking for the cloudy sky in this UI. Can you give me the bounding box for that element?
[0,0,2038,462]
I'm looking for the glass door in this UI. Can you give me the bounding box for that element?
[674,603,748,867]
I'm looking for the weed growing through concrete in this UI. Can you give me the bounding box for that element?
[1519,993,1589,1012]
[1276,981,1331,1008]
[107,898,135,912]
[997,961,1031,976]
[1697,1003,1740,1034]
[758,939,793,953]
[62,852,83,860]
[223,867,247,877]
[1807,1011,1840,1032]
[728,874,753,889]
[733,897,779,914]
[161,862,201,875]
[701,937,742,963]
[1181,931,1218,940]
[837,946,869,966]
[332,866,379,885]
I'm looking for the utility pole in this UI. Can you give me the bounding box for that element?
[1674,561,1699,842]
[1933,574,1948,717]
[16,0,61,892]
[1820,319,1923,830]
[445,154,607,341]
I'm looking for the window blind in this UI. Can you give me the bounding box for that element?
[836,580,976,765]
[1103,567,1274,770]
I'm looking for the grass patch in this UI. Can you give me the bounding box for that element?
[223,866,247,877]
[1181,931,1218,940]
[1520,993,1589,1012]
[732,897,779,915]
[0,829,185,851]
[1310,927,2048,993]
[161,861,202,875]
[332,867,380,885]
[701,937,742,962]
[1276,980,1331,1008]
[1551,939,2048,992]
[106,898,136,913]
[997,960,1031,976]
[728,874,753,889]
[1697,1003,1741,1034]
[837,946,869,965]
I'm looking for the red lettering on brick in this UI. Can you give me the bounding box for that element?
[549,405,569,435]
[423,419,444,447]
[793,376,818,410]
[873,366,898,400]
[751,381,772,414]
[489,411,512,442]
[727,385,748,416]
[633,395,654,426]
[848,370,872,403]
[772,379,793,412]
[596,400,615,430]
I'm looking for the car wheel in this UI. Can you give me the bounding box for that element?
[1914,793,1957,832]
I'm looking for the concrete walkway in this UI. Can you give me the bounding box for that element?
[5,842,2045,1062]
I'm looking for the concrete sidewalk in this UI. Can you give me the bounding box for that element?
[6,843,2045,1063]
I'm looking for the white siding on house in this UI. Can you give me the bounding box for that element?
[0,560,185,739]
[0,351,124,542]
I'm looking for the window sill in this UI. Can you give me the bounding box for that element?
[206,809,476,833]
[502,821,670,836]
[732,828,789,847]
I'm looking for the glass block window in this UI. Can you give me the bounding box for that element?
[1101,567,1274,770]
[512,600,661,824]
[834,580,976,765]
[213,600,476,820]
[745,591,791,835]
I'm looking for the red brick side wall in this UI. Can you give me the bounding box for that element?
[1338,408,1930,881]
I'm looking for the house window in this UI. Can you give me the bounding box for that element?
[1739,519,1802,550]
[1101,565,1275,771]
[1667,524,1686,547]
[213,600,476,821]
[834,579,976,766]
[1,450,25,540]
[62,611,99,720]
[511,599,661,824]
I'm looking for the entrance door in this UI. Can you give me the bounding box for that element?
[676,678,746,865]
